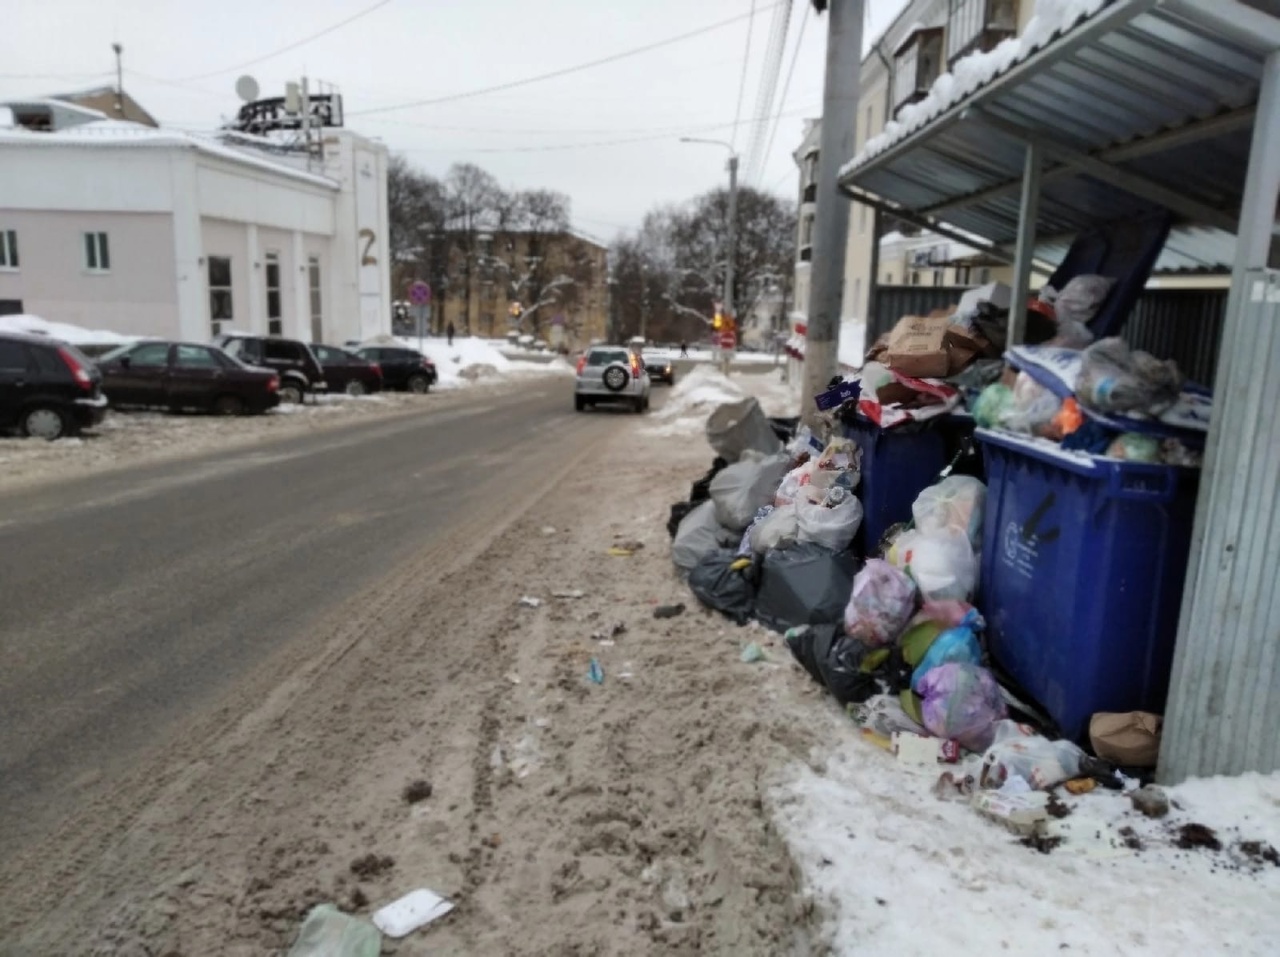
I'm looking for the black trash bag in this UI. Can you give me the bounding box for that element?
[688,549,757,625]
[769,416,800,443]
[819,633,894,706]
[785,622,838,685]
[690,457,729,505]
[755,543,860,634]
[667,501,696,539]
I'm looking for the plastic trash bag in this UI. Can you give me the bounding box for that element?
[749,502,799,553]
[710,452,791,531]
[287,904,381,957]
[972,383,1013,428]
[843,559,919,646]
[999,371,1060,435]
[796,486,864,552]
[855,692,929,738]
[738,505,775,556]
[706,397,783,462]
[1048,318,1094,349]
[1042,274,1115,327]
[912,475,986,548]
[774,462,814,507]
[979,720,1086,790]
[911,608,984,691]
[755,542,860,634]
[1076,337,1183,416]
[917,663,1007,752]
[688,549,757,625]
[786,623,890,706]
[672,500,739,576]
[1106,432,1161,462]
[689,457,729,505]
[894,528,979,601]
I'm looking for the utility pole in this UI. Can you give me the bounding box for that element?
[111,43,124,116]
[801,0,863,429]
[724,152,739,322]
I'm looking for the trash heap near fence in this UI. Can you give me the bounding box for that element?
[667,274,1213,838]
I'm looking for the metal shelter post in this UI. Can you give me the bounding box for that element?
[1160,47,1280,783]
[1007,142,1041,347]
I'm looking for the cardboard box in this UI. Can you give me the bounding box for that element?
[884,314,951,379]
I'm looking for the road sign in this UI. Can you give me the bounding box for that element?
[409,281,431,305]
[719,330,737,350]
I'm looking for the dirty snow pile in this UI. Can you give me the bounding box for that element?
[845,0,1107,171]
[395,336,570,389]
[653,365,746,421]
[773,735,1280,956]
[648,366,798,437]
[0,314,140,347]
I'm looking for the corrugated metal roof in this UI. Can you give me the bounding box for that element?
[841,0,1277,256]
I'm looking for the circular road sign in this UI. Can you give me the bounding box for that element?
[409,281,432,305]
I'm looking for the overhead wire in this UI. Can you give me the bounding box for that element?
[348,3,783,119]
[742,0,793,183]
[730,0,759,152]
[173,0,396,82]
[757,2,811,190]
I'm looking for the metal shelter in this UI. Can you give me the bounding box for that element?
[838,0,1280,782]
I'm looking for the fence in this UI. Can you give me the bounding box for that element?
[867,284,1228,387]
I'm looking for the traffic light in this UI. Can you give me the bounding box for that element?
[712,313,723,331]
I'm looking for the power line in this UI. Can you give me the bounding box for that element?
[174,0,396,82]
[730,0,759,153]
[743,0,793,183]
[0,71,113,82]
[757,2,810,188]
[348,3,783,118]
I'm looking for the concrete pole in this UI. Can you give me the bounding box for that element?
[801,0,863,429]
[724,154,740,319]
[1007,142,1042,347]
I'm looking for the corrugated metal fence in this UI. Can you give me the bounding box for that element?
[868,285,1227,387]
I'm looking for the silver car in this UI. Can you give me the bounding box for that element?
[573,346,651,413]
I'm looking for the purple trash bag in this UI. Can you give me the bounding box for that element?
[917,663,1007,752]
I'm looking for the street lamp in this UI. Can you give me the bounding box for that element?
[680,137,740,325]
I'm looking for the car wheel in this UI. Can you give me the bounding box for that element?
[213,394,245,416]
[643,394,651,412]
[407,374,430,394]
[345,379,368,397]
[22,405,69,440]
[574,395,585,412]
[279,381,305,405]
[602,364,630,392]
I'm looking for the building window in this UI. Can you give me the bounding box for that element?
[208,256,233,334]
[0,230,18,269]
[911,271,921,286]
[932,269,944,286]
[884,272,894,284]
[978,266,992,284]
[84,232,110,272]
[308,256,323,342]
[956,266,972,285]
[265,251,282,334]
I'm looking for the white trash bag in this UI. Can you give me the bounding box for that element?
[750,502,800,553]
[912,475,987,549]
[795,486,864,553]
[894,527,978,601]
[709,452,791,532]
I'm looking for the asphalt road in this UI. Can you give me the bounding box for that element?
[0,383,620,859]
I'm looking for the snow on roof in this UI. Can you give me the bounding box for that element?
[0,120,339,190]
[1,97,110,121]
[843,0,1108,176]
[0,313,142,346]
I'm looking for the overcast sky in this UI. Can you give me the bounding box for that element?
[2,0,907,240]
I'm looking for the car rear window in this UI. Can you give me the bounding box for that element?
[0,340,30,372]
[587,350,629,366]
[264,340,302,361]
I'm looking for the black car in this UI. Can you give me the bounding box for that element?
[0,331,108,440]
[311,344,384,396]
[643,354,675,385]
[97,340,280,415]
[355,346,438,394]
[212,334,326,404]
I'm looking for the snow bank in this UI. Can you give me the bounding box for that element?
[844,0,1107,172]
[774,736,1280,956]
[394,336,513,390]
[0,314,139,346]
[652,365,745,421]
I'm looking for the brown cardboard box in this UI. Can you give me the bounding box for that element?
[944,325,993,375]
[884,314,950,379]
[1089,711,1163,767]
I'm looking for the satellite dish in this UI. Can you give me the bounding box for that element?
[235,75,260,103]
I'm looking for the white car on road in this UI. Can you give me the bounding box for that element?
[573,346,650,413]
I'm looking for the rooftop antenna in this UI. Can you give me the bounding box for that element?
[235,74,260,103]
[111,42,124,115]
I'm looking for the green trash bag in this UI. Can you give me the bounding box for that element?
[287,904,381,957]
[972,383,1013,428]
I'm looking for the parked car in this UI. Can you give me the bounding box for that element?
[0,331,109,439]
[212,333,325,404]
[573,346,650,413]
[96,340,280,415]
[311,344,383,396]
[643,353,675,385]
[354,345,437,393]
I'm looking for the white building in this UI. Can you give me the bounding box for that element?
[0,93,390,346]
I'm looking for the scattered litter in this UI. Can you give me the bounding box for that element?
[540,526,557,535]
[552,588,586,599]
[287,903,381,957]
[653,603,686,619]
[1064,777,1097,795]
[518,596,542,608]
[1130,784,1171,819]
[972,788,1049,836]
[617,663,635,680]
[597,638,616,647]
[401,780,433,805]
[607,547,636,557]
[504,672,521,685]
[740,641,767,663]
[587,658,605,684]
[371,887,456,939]
[892,732,960,765]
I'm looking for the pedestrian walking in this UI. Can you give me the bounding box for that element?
[679,340,689,357]
[447,321,456,347]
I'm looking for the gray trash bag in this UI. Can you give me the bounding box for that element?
[705,397,783,462]
[672,500,739,576]
[709,451,791,531]
[755,542,861,634]
[688,549,757,625]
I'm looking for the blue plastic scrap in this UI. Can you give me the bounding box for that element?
[587,658,605,684]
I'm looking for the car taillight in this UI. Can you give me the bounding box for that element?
[630,356,641,376]
[576,356,587,374]
[421,358,435,369]
[56,347,94,391]
[267,375,280,392]
[371,363,382,377]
